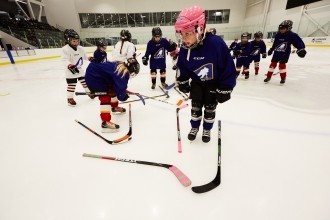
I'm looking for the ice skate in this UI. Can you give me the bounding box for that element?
[245,74,249,79]
[188,128,199,141]
[101,121,120,133]
[161,82,168,89]
[111,106,126,114]
[151,83,156,89]
[280,78,286,84]
[68,98,76,106]
[264,77,271,83]
[202,129,211,143]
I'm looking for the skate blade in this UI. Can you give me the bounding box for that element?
[101,128,119,133]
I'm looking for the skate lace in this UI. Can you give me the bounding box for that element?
[190,128,199,135]
[203,130,210,137]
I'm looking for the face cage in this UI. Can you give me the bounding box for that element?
[175,28,206,50]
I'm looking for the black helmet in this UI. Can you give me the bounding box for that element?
[254,31,263,38]
[209,28,216,35]
[279,20,293,31]
[96,40,106,49]
[120,29,132,41]
[152,27,162,37]
[241,32,249,39]
[64,29,79,41]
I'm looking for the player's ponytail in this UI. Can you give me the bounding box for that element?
[115,63,129,78]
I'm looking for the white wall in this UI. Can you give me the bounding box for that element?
[244,0,330,37]
[43,0,247,42]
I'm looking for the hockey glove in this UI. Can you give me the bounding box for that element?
[169,40,178,52]
[262,53,267,58]
[68,64,79,74]
[267,48,273,56]
[88,56,96,62]
[142,56,148,66]
[216,88,232,103]
[233,50,241,56]
[296,49,306,58]
[178,80,190,93]
[122,94,130,101]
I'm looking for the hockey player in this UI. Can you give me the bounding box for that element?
[106,29,137,114]
[142,27,177,89]
[93,40,107,63]
[265,20,306,84]
[85,58,140,132]
[233,32,252,79]
[62,29,94,106]
[175,5,236,143]
[250,31,267,75]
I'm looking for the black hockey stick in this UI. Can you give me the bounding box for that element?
[126,90,145,105]
[75,104,132,144]
[174,86,189,100]
[191,120,221,193]
[83,153,192,187]
[75,91,145,105]
[158,86,170,98]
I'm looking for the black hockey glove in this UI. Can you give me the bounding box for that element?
[233,50,241,56]
[122,94,129,101]
[216,88,232,103]
[296,49,306,58]
[169,40,178,52]
[142,56,148,66]
[262,53,267,58]
[68,64,79,74]
[268,48,273,56]
[178,80,190,93]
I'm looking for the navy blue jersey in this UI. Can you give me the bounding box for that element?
[250,40,266,57]
[93,50,107,63]
[229,41,238,51]
[177,33,236,89]
[144,38,173,69]
[85,62,129,101]
[271,31,305,61]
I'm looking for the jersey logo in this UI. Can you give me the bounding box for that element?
[251,49,260,56]
[154,48,164,59]
[75,57,83,69]
[194,63,214,81]
[275,42,287,52]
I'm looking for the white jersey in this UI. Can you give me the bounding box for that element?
[111,41,136,62]
[61,44,88,79]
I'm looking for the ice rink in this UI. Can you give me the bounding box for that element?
[1,47,330,220]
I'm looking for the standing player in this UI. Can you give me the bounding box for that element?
[175,5,236,143]
[229,38,238,52]
[93,41,107,63]
[62,29,93,106]
[233,32,252,79]
[250,31,267,75]
[85,58,139,132]
[265,20,306,84]
[142,27,177,89]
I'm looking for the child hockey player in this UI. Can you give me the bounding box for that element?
[265,20,306,84]
[233,32,252,79]
[250,31,267,75]
[142,27,177,89]
[175,5,236,143]
[107,29,137,114]
[62,29,94,106]
[93,41,107,63]
[85,58,140,132]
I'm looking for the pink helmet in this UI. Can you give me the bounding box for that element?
[175,6,206,34]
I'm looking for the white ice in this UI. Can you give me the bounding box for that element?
[0,48,330,220]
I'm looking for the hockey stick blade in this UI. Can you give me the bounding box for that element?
[83,153,192,187]
[191,120,221,193]
[166,82,176,90]
[126,90,145,105]
[75,104,132,144]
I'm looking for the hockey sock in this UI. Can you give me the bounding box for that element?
[78,76,90,93]
[266,62,277,78]
[98,95,111,121]
[254,62,260,74]
[279,63,287,80]
[66,78,78,98]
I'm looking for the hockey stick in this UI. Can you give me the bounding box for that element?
[126,90,145,105]
[75,104,132,144]
[158,86,170,98]
[83,153,192,187]
[176,103,188,153]
[191,120,221,193]
[75,91,145,105]
[174,86,189,100]
[121,93,167,104]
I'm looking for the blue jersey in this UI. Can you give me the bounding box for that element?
[271,31,305,61]
[177,33,236,89]
[250,40,266,57]
[85,62,129,101]
[144,38,173,69]
[229,41,238,51]
[93,50,107,63]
